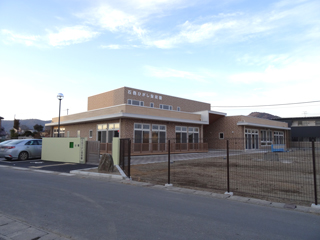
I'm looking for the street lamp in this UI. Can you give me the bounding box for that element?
[57,93,64,137]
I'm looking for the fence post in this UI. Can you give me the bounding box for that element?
[225,140,232,195]
[312,140,318,206]
[165,140,172,186]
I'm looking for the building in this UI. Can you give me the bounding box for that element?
[273,117,320,142]
[204,115,290,150]
[46,87,290,154]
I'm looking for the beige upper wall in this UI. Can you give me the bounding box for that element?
[238,115,288,128]
[87,87,125,111]
[87,87,211,112]
[51,104,202,124]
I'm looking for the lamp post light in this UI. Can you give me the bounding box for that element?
[57,93,64,137]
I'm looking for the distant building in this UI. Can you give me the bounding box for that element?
[0,116,6,140]
[273,117,320,142]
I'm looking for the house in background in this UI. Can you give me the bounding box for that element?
[273,117,320,142]
[0,116,6,141]
[45,87,290,154]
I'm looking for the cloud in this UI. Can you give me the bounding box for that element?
[77,5,146,38]
[100,44,124,49]
[47,25,99,46]
[144,65,210,83]
[146,0,320,49]
[1,29,41,46]
[229,61,320,84]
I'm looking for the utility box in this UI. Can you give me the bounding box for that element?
[42,137,87,163]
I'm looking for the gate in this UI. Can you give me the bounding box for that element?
[86,141,100,164]
[120,138,131,178]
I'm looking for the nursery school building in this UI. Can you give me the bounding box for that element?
[46,87,290,154]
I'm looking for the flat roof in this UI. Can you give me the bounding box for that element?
[273,116,320,121]
[237,122,291,130]
[46,112,208,127]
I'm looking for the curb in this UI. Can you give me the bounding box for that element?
[70,169,123,179]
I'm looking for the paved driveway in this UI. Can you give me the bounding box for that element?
[0,158,96,173]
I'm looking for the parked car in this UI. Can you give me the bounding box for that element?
[0,140,14,146]
[0,139,42,160]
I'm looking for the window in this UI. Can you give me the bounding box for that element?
[128,99,144,106]
[77,130,80,138]
[152,125,166,144]
[177,107,180,111]
[89,130,93,138]
[316,120,320,126]
[176,126,187,143]
[160,104,173,110]
[53,128,65,137]
[188,127,199,143]
[97,123,119,143]
[97,124,107,143]
[219,132,224,139]
[274,131,284,144]
[261,130,272,145]
[108,123,119,143]
[150,102,154,108]
[134,123,150,143]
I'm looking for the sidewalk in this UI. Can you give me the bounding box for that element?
[0,214,70,240]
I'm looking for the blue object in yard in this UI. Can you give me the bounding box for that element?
[271,144,285,152]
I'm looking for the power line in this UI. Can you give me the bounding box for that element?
[211,100,320,108]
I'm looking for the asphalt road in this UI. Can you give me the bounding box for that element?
[0,167,319,240]
[0,158,96,172]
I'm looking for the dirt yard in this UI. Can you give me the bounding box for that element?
[130,150,320,206]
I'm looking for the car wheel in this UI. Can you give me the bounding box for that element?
[18,151,29,160]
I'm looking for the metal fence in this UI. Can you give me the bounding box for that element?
[120,138,131,178]
[130,138,320,207]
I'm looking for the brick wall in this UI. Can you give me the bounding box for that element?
[52,118,203,143]
[204,116,290,150]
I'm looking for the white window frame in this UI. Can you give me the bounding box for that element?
[53,128,65,137]
[261,129,272,145]
[134,123,150,143]
[89,130,93,138]
[160,104,173,110]
[97,123,119,143]
[152,124,166,144]
[274,131,284,144]
[128,99,144,106]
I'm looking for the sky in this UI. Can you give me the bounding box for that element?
[1,0,320,121]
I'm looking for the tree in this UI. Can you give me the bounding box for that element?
[24,130,33,137]
[10,129,18,139]
[33,124,44,132]
[13,119,20,130]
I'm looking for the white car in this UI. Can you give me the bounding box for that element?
[0,139,42,160]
